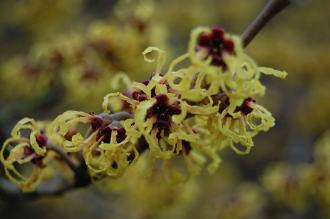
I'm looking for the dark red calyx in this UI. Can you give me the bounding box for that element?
[182,140,192,155]
[24,146,34,156]
[212,93,230,113]
[196,26,235,68]
[90,115,104,131]
[147,94,181,129]
[24,133,47,156]
[98,126,126,143]
[115,127,126,143]
[98,126,111,143]
[131,79,153,101]
[122,99,132,112]
[23,146,45,167]
[132,90,148,101]
[213,93,255,116]
[235,97,256,115]
[36,134,48,147]
[142,80,150,85]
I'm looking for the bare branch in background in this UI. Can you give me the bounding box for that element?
[242,0,291,47]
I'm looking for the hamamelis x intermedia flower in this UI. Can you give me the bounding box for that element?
[1,26,287,191]
[0,118,51,191]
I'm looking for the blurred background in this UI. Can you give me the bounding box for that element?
[0,0,330,218]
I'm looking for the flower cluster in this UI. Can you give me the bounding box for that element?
[0,17,163,111]
[0,118,50,191]
[1,26,286,191]
[262,131,330,212]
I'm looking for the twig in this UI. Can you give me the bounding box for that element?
[46,143,91,187]
[242,0,291,47]
[104,111,132,121]
[46,143,91,188]
[46,143,78,173]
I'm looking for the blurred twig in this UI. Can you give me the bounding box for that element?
[242,0,291,47]
[0,178,76,200]
[46,143,91,189]
[46,143,79,173]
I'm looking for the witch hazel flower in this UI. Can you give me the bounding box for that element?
[1,26,287,191]
[146,94,181,129]
[0,118,50,191]
[48,109,144,179]
[195,26,235,68]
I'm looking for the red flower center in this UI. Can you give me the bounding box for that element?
[147,94,181,129]
[196,27,235,68]
[212,93,255,115]
[98,126,126,143]
[36,133,48,147]
[90,114,104,131]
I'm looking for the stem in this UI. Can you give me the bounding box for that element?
[242,0,291,47]
[47,144,91,188]
[46,143,78,173]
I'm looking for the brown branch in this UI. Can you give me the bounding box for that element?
[46,143,91,188]
[242,0,291,47]
[46,143,78,173]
